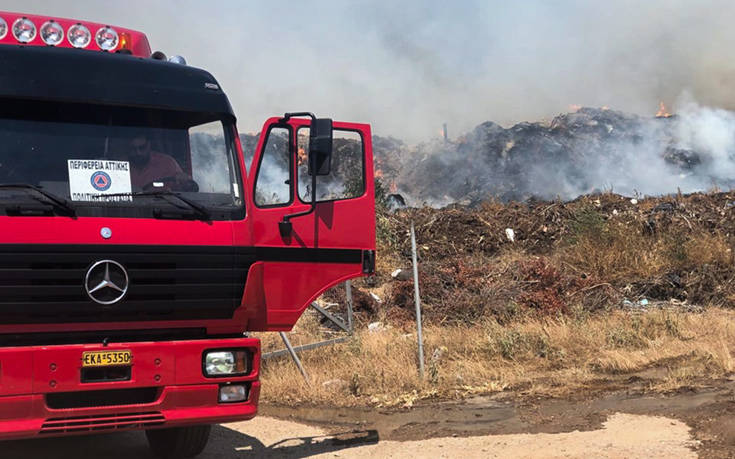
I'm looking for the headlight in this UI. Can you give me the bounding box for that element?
[0,17,8,40]
[203,349,249,376]
[40,20,64,46]
[12,17,36,43]
[68,23,91,48]
[95,26,118,51]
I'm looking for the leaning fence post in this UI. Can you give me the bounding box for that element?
[345,280,354,333]
[410,222,425,379]
[279,332,310,385]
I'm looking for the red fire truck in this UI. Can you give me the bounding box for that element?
[0,11,375,458]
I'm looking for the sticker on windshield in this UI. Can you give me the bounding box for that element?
[68,160,132,202]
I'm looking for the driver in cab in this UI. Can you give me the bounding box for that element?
[128,135,193,190]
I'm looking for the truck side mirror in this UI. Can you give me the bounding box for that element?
[308,118,332,176]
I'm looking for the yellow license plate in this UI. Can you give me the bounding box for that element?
[82,350,132,367]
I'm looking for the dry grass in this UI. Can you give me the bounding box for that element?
[559,218,734,282]
[258,308,735,407]
[258,192,735,407]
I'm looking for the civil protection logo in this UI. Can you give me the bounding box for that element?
[91,171,112,191]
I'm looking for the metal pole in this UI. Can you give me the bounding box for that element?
[410,222,425,379]
[279,332,310,384]
[345,280,354,333]
[310,302,350,333]
[262,336,350,360]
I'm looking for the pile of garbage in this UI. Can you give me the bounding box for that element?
[377,107,734,207]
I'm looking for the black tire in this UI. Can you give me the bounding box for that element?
[146,424,212,459]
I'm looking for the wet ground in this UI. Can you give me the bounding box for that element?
[262,379,735,457]
[2,379,734,457]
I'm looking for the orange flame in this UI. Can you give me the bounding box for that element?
[656,101,672,118]
[569,104,582,113]
[297,147,307,166]
[389,181,397,193]
[375,169,384,179]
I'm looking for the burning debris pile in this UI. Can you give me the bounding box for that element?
[378,103,735,207]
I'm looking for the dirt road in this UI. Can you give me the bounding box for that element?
[1,413,696,458]
[4,383,735,458]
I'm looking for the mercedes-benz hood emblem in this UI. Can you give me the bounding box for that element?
[85,260,129,305]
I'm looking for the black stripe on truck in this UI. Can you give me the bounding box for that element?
[0,244,364,324]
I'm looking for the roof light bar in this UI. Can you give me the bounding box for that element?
[95,26,118,51]
[40,20,64,46]
[12,17,36,43]
[67,23,91,48]
[0,17,7,40]
[168,55,187,65]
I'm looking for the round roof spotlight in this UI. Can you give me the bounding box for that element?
[0,17,8,40]
[67,23,91,48]
[95,26,118,51]
[12,17,36,43]
[168,55,187,65]
[40,20,64,46]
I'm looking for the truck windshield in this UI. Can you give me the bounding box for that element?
[0,99,244,220]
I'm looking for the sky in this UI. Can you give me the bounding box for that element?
[3,1,735,141]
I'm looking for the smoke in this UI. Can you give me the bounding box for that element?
[4,1,735,143]
[3,1,735,203]
[674,94,735,181]
[387,97,735,206]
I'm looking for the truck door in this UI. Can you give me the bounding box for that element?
[243,116,375,330]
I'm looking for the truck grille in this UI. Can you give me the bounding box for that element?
[40,412,165,434]
[0,245,253,324]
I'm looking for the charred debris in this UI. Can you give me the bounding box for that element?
[375,107,721,208]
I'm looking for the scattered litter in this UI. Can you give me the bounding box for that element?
[621,298,702,313]
[368,322,385,333]
[431,346,447,363]
[630,198,638,205]
[369,292,383,303]
[391,268,412,281]
[505,228,515,242]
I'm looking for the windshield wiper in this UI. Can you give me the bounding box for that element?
[99,190,210,221]
[0,184,76,216]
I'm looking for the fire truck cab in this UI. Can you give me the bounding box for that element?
[0,12,375,458]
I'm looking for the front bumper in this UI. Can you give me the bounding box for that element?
[0,337,260,440]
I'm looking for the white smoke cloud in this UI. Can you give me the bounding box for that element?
[4,1,735,143]
[391,92,735,205]
[5,1,735,204]
[674,93,735,181]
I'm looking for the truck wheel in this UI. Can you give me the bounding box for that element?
[146,425,212,458]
